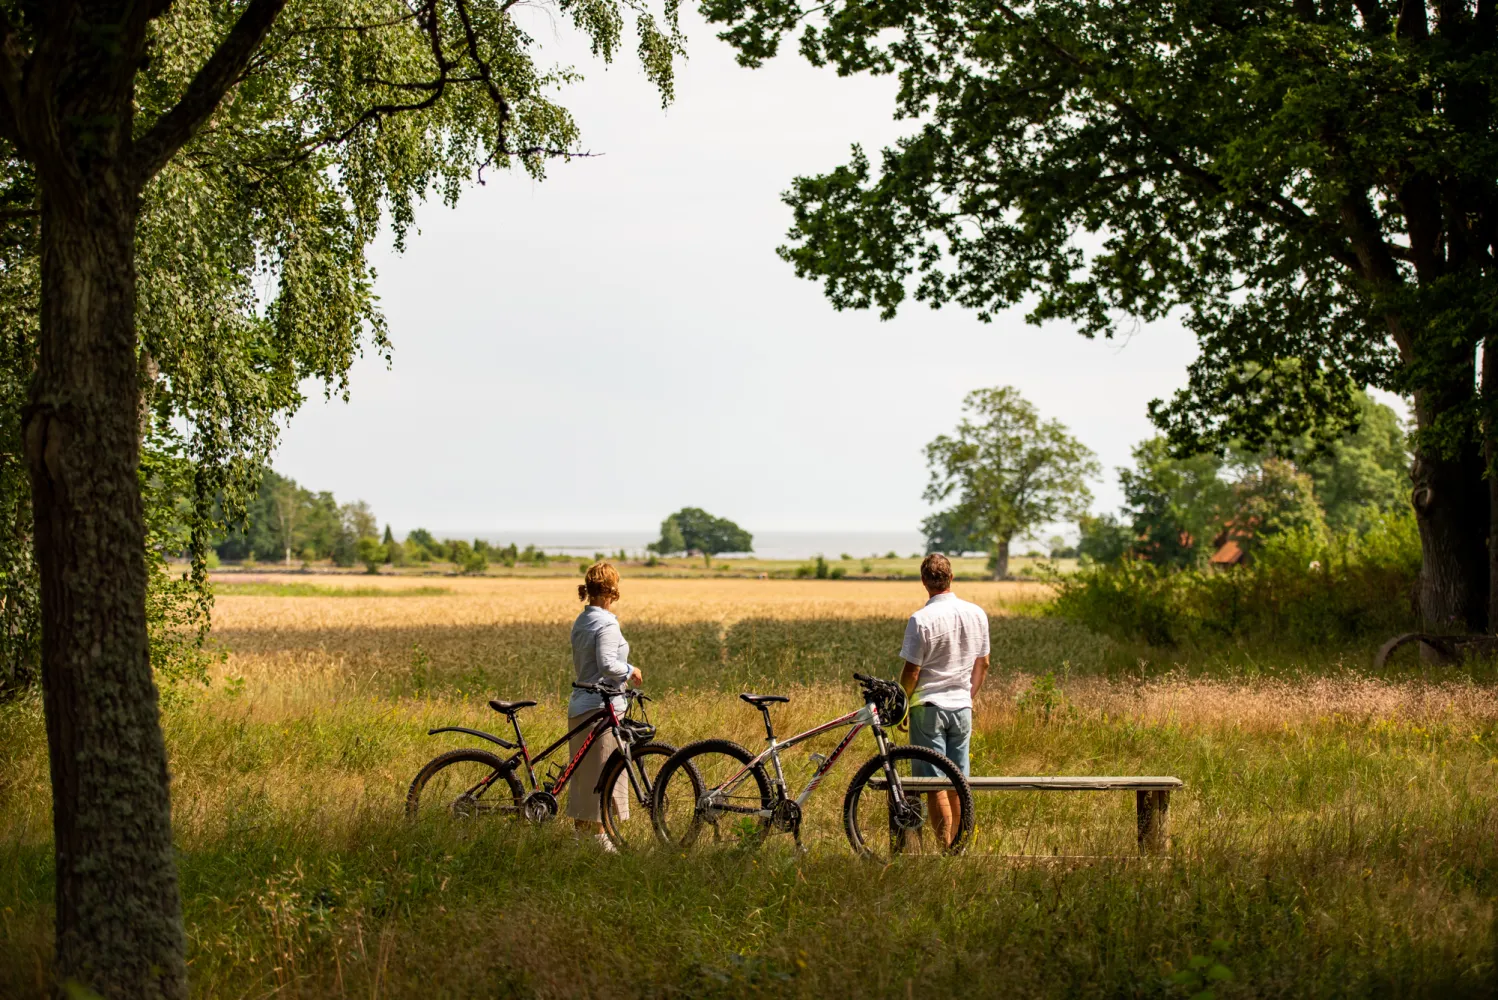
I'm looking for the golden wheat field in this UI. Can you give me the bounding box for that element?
[209,573,1050,628]
[5,576,1498,996]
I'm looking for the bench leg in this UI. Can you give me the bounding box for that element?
[1136,790,1170,855]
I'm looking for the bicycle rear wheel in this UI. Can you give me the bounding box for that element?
[652,739,772,849]
[406,748,524,823]
[599,741,677,849]
[843,745,974,860]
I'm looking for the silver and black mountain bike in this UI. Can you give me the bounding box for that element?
[651,673,974,859]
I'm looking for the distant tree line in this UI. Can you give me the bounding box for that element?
[214,471,582,576]
[214,470,376,568]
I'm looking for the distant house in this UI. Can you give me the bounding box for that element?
[1209,538,1247,567]
[1209,517,1257,568]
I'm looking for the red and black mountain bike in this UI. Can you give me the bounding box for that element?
[406,681,675,848]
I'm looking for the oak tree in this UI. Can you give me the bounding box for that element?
[701,0,1498,629]
[654,506,752,565]
[924,387,1098,579]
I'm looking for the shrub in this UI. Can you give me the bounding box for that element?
[829,566,846,580]
[1049,511,1420,647]
[356,536,384,574]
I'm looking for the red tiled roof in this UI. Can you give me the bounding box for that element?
[1210,539,1246,565]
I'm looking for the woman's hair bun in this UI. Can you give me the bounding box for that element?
[580,561,621,604]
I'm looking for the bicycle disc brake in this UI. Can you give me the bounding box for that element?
[892,792,926,832]
[521,790,558,823]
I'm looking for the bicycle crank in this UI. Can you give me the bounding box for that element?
[771,798,802,835]
[521,790,558,823]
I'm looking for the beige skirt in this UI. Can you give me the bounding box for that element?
[565,713,629,822]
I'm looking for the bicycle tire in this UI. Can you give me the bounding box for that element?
[598,740,677,849]
[406,748,525,822]
[843,745,974,859]
[651,738,773,849]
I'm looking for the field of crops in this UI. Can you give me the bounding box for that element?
[3,577,1497,997]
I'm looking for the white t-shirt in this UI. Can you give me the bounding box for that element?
[899,592,991,711]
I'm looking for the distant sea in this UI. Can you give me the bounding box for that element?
[459,530,927,562]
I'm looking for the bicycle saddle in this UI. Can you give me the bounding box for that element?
[739,693,789,708]
[488,699,537,715]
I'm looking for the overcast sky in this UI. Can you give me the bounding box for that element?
[272,8,1202,537]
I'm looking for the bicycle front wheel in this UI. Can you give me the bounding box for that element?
[652,739,772,849]
[406,748,524,823]
[843,745,974,860]
[599,741,677,849]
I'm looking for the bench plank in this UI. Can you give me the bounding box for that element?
[869,776,1183,792]
[864,775,1183,856]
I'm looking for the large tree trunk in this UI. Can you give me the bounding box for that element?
[991,536,1011,580]
[26,172,187,997]
[1410,368,1489,634]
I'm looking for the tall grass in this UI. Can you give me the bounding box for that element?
[3,578,1496,997]
[5,670,1497,997]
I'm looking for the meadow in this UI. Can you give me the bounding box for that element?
[2,576,1496,997]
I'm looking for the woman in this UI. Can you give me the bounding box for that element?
[568,561,642,850]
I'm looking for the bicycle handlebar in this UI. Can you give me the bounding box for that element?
[571,681,647,701]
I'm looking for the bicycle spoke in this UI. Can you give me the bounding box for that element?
[407,750,523,829]
[602,743,674,849]
[845,746,972,860]
[654,741,771,850]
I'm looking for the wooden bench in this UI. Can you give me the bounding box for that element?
[870,775,1184,854]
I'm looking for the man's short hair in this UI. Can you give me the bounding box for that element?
[920,553,953,591]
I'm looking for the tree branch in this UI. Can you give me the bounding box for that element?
[991,1,1365,275]
[133,0,290,182]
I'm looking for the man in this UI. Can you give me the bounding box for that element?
[899,553,990,844]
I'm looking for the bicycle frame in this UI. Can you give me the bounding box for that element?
[428,697,646,804]
[705,700,901,818]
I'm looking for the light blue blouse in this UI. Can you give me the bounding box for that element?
[568,605,633,717]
